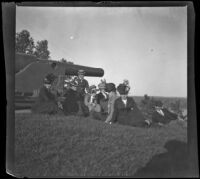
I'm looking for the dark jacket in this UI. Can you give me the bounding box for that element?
[111,97,147,127]
[32,86,58,114]
[63,89,79,115]
[73,77,89,101]
[74,77,89,94]
[38,86,56,102]
[96,92,108,104]
[96,92,109,113]
[152,108,178,124]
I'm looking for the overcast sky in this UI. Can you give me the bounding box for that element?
[16,6,187,97]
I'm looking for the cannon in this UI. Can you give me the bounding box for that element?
[15,53,104,93]
[15,53,104,110]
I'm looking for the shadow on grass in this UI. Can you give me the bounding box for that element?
[133,140,189,178]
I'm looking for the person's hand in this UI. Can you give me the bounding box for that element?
[71,86,77,91]
[58,102,63,109]
[145,119,151,125]
[105,121,112,124]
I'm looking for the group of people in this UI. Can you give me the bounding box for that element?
[32,69,179,127]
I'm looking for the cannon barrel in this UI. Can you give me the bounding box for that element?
[64,64,104,76]
[15,53,104,93]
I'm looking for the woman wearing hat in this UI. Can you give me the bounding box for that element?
[62,79,79,116]
[105,83,118,123]
[32,76,59,114]
[84,85,101,113]
[96,82,109,114]
[111,84,149,127]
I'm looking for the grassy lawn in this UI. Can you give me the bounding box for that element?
[15,113,187,177]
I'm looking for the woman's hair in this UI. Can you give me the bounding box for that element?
[106,83,116,93]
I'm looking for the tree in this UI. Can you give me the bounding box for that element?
[34,40,50,60]
[60,58,67,63]
[60,58,74,64]
[15,30,35,54]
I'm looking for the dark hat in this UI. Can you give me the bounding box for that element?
[89,85,96,90]
[154,100,163,107]
[78,69,85,75]
[89,85,97,93]
[106,83,116,92]
[117,84,128,95]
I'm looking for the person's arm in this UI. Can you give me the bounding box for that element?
[110,100,118,123]
[84,94,90,107]
[85,80,89,93]
[105,98,115,123]
[163,108,178,120]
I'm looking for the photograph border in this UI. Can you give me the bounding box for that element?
[2,1,198,177]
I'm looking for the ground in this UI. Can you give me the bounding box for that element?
[14,113,187,177]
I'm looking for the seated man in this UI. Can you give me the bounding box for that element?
[31,76,59,115]
[151,101,178,125]
[111,84,150,127]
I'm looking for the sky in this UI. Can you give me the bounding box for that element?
[16,6,187,97]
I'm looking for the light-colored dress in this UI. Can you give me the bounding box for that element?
[84,93,101,112]
[105,91,118,123]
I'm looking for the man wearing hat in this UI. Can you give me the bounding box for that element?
[151,100,178,126]
[73,69,89,116]
[111,84,149,127]
[32,75,59,114]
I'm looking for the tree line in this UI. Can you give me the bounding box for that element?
[16,29,73,64]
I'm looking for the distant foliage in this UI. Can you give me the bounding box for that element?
[60,58,74,64]
[34,40,50,60]
[16,30,51,60]
[15,30,35,54]
[170,100,182,115]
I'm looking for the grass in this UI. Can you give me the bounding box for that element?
[14,113,187,177]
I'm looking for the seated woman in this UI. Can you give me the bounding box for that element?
[111,84,150,127]
[31,77,59,115]
[96,82,109,115]
[84,85,101,113]
[151,101,178,126]
[84,85,108,121]
[62,82,79,116]
[105,83,118,123]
